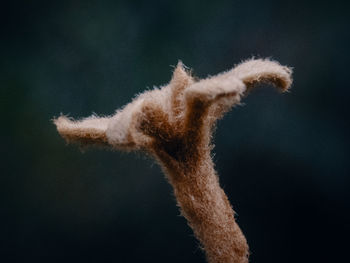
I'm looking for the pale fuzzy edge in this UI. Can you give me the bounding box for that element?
[53,115,110,146]
[232,58,293,91]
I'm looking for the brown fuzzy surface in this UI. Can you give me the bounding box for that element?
[54,59,292,263]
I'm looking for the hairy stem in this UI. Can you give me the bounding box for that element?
[158,154,249,263]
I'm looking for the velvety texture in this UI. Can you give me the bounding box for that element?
[54,58,292,263]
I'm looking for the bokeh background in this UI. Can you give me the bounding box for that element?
[1,1,349,262]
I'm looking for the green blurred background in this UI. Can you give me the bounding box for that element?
[1,1,349,262]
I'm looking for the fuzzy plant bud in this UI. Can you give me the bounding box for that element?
[54,59,292,263]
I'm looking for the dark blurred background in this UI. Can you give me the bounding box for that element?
[1,0,349,262]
